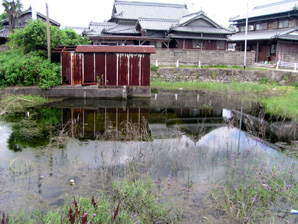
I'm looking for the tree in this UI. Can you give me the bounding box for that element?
[0,12,7,21]
[2,0,22,31]
[9,19,90,58]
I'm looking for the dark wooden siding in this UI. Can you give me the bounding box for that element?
[141,54,150,86]
[62,51,71,84]
[129,55,140,86]
[95,53,106,85]
[72,54,82,85]
[84,53,95,83]
[176,39,227,50]
[118,55,129,85]
[106,54,117,85]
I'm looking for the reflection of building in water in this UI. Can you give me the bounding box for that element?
[63,107,149,139]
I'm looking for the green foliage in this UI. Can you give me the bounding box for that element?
[150,65,159,71]
[2,0,22,30]
[7,177,170,223]
[262,91,298,122]
[9,19,90,59]
[0,12,7,21]
[0,49,61,89]
[213,151,298,223]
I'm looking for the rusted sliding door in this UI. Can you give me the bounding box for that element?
[83,53,95,83]
[95,53,106,85]
[129,55,140,86]
[118,54,128,86]
[106,53,117,86]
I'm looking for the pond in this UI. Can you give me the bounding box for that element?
[0,91,298,223]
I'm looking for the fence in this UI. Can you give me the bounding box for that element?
[276,61,298,72]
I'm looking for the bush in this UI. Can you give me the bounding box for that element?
[9,19,90,59]
[0,49,61,89]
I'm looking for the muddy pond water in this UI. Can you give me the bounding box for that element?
[0,91,297,223]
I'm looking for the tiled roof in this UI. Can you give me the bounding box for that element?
[230,0,298,22]
[179,11,206,25]
[229,28,296,41]
[85,22,117,36]
[138,18,178,31]
[112,1,189,20]
[103,24,140,34]
[171,26,234,35]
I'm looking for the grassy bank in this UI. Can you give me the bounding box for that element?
[151,79,298,124]
[150,79,294,93]
[262,91,298,122]
[150,64,266,70]
[4,177,172,224]
[0,95,49,116]
[213,144,298,223]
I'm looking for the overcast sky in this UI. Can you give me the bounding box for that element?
[0,0,280,28]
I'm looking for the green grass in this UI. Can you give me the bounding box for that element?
[212,148,298,223]
[262,91,298,122]
[6,177,171,224]
[150,64,267,70]
[150,79,293,93]
[0,94,49,116]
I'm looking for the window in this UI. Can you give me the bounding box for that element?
[278,20,289,28]
[262,23,268,30]
[193,40,206,48]
[271,45,276,54]
[240,26,246,32]
[272,21,278,29]
[249,25,254,31]
[255,24,261,30]
[217,41,225,49]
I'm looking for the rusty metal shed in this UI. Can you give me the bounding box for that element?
[59,45,155,87]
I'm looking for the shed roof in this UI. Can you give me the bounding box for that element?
[75,45,156,53]
[111,1,189,20]
[230,0,298,22]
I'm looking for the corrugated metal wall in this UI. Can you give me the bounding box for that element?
[62,52,151,87]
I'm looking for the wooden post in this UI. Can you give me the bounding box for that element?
[46,3,51,62]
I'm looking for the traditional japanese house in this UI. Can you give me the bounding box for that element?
[0,6,60,45]
[230,0,298,62]
[84,1,233,50]
[168,11,234,50]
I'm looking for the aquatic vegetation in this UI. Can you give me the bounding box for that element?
[5,177,172,224]
[212,144,298,223]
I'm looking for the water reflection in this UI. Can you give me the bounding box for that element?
[0,92,295,220]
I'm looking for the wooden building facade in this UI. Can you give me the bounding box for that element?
[59,45,155,87]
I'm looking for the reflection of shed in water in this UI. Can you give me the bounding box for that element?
[57,45,155,87]
[63,107,149,139]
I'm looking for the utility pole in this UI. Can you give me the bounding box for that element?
[244,3,248,70]
[46,3,51,62]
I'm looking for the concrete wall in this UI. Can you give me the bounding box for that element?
[0,46,9,52]
[151,67,298,84]
[150,49,255,66]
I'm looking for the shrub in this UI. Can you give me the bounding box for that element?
[0,50,61,89]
